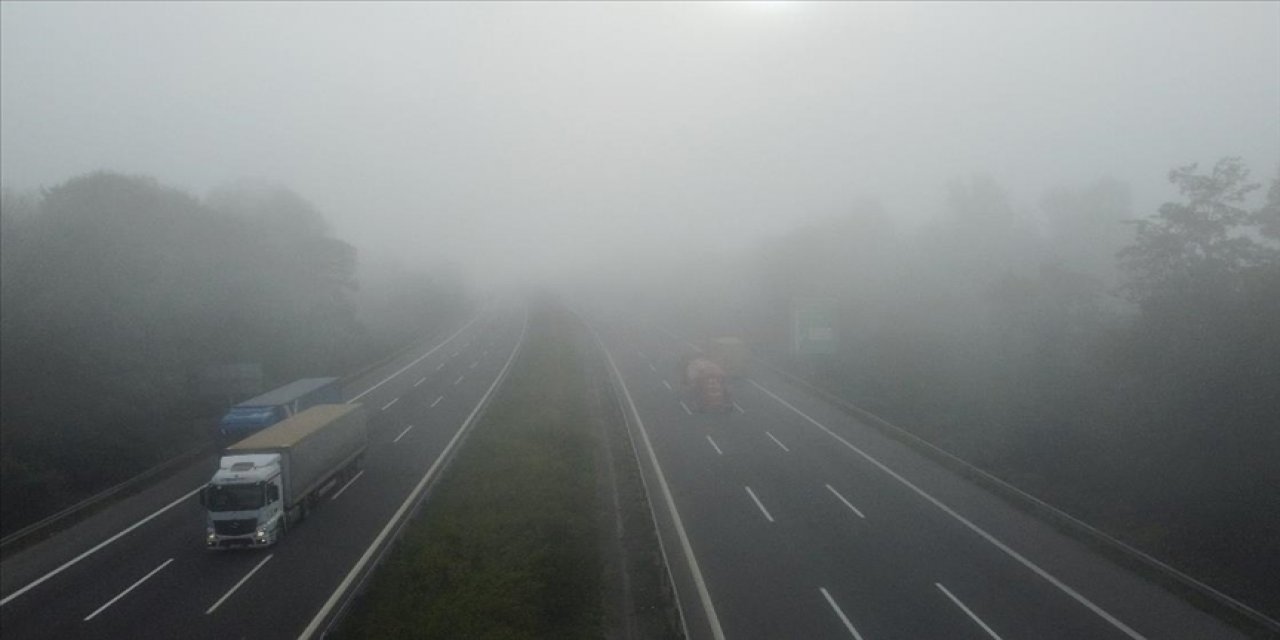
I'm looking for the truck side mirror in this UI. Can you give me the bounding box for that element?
[197,487,207,507]
[267,484,279,503]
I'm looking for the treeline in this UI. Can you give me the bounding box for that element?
[673,158,1280,617]
[0,172,467,533]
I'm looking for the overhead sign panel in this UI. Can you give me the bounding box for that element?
[791,298,838,356]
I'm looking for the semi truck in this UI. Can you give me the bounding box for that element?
[216,377,342,448]
[203,403,367,549]
[683,356,732,413]
[707,336,748,378]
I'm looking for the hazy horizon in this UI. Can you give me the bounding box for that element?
[3,2,1278,289]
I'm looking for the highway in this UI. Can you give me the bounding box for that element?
[0,305,527,640]
[589,315,1246,640]
[0,304,1252,639]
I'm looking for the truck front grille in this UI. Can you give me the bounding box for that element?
[213,518,257,535]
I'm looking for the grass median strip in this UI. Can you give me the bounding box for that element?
[337,302,602,639]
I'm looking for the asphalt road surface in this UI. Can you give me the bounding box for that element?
[1,305,526,640]
[1,304,1250,639]
[588,314,1245,640]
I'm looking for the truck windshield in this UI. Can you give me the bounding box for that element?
[206,484,264,512]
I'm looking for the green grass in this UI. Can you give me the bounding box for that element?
[338,301,601,640]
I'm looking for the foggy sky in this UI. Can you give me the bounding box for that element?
[3,2,1278,288]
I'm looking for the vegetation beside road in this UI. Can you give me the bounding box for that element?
[667,157,1280,620]
[0,172,467,535]
[338,300,604,639]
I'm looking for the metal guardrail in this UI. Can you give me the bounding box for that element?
[313,307,527,639]
[757,356,1280,638]
[0,319,470,557]
[583,317,693,640]
[0,442,212,553]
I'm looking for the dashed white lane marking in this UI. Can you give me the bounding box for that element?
[649,363,657,373]
[820,587,864,640]
[393,424,415,443]
[436,362,446,371]
[662,380,673,391]
[454,374,466,386]
[414,376,427,387]
[331,471,365,500]
[765,431,790,452]
[825,484,866,519]
[679,401,693,415]
[594,334,724,640]
[85,558,174,621]
[380,398,398,411]
[733,403,744,413]
[470,360,478,369]
[2,488,201,607]
[431,396,444,408]
[706,436,724,456]
[744,486,775,523]
[750,379,1147,640]
[347,315,480,403]
[298,309,529,640]
[937,582,1005,640]
[205,555,274,615]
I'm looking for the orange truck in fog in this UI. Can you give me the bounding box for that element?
[683,356,732,413]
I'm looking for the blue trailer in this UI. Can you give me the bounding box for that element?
[218,377,342,447]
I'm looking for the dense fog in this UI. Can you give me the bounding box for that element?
[2,0,1278,620]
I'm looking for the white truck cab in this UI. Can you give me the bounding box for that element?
[202,404,368,550]
[203,454,286,549]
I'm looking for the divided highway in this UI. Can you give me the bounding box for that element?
[591,317,1245,640]
[1,306,526,640]
[2,305,1252,639]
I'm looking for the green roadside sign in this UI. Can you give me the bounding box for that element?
[792,299,837,355]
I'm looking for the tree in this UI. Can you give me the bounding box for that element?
[1119,157,1276,304]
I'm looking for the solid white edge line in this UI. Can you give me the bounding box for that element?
[392,424,414,443]
[297,309,528,640]
[205,554,274,615]
[679,401,692,415]
[744,486,775,523]
[414,377,427,387]
[84,558,174,621]
[380,398,398,411]
[765,431,791,452]
[348,313,481,403]
[330,470,365,501]
[706,435,724,456]
[597,338,725,640]
[937,582,1006,640]
[825,484,866,519]
[431,396,443,408]
[820,587,865,640]
[750,379,1148,640]
[2,487,201,607]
